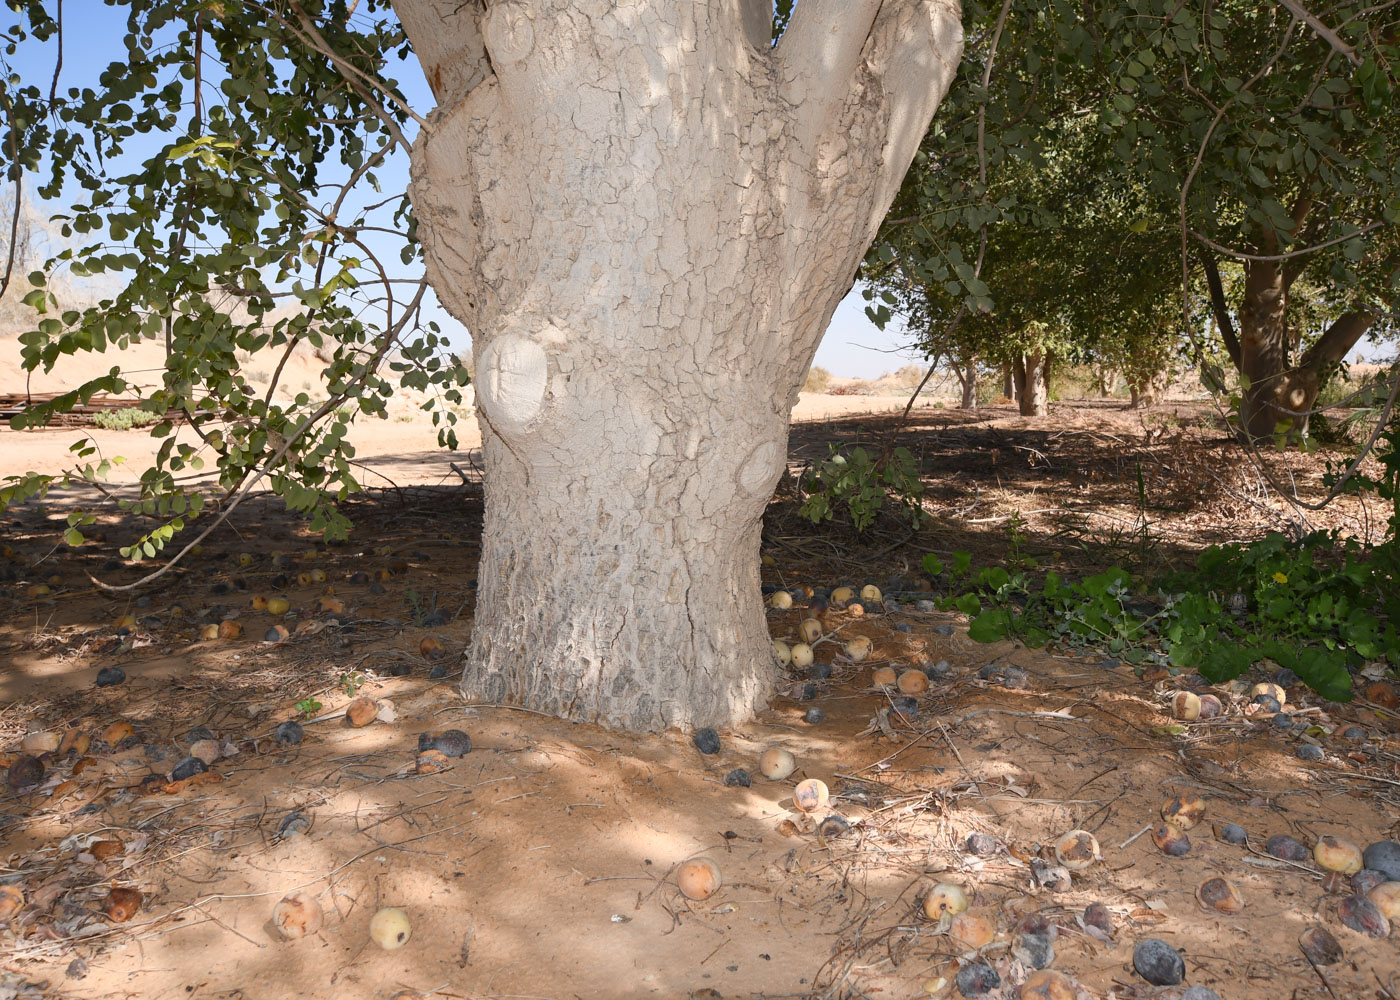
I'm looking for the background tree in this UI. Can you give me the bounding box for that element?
[869,0,1399,439]
[0,0,965,730]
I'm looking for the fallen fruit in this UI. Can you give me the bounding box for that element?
[758,747,796,781]
[772,640,791,666]
[104,887,142,922]
[114,614,138,631]
[723,768,751,788]
[1197,694,1223,719]
[189,739,221,765]
[1172,691,1201,721]
[804,707,824,724]
[830,586,855,608]
[95,666,126,687]
[817,813,851,841]
[432,730,472,757]
[676,857,721,900]
[1160,795,1205,831]
[1152,822,1191,857]
[1362,841,1400,881]
[769,590,793,610]
[250,595,268,611]
[6,755,44,790]
[790,643,814,669]
[1315,835,1364,875]
[949,912,995,950]
[197,624,219,640]
[871,665,897,687]
[273,890,324,939]
[217,620,242,640]
[20,731,59,754]
[1296,743,1324,762]
[1082,902,1113,936]
[419,637,445,659]
[101,720,136,745]
[58,730,91,756]
[1354,869,1389,895]
[266,597,290,615]
[1020,969,1075,1000]
[954,962,999,997]
[345,697,378,727]
[170,756,208,781]
[1214,823,1247,846]
[277,812,311,838]
[692,727,721,755]
[1180,989,1222,1000]
[798,618,823,643]
[793,778,829,813]
[369,906,412,949]
[898,669,930,695]
[317,596,344,614]
[1368,881,1400,921]
[415,749,450,774]
[1338,893,1390,938]
[275,721,304,746]
[0,885,23,923]
[965,832,998,856]
[1132,937,1184,985]
[1054,829,1101,870]
[1196,877,1244,914]
[844,636,873,662]
[1299,925,1343,965]
[264,625,290,643]
[1014,931,1054,969]
[1265,834,1309,862]
[922,882,970,919]
[1251,681,1286,705]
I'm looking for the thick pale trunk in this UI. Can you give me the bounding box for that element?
[468,369,781,729]
[958,359,977,409]
[397,0,964,728]
[1018,351,1049,417]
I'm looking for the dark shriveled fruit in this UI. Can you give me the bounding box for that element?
[1338,893,1390,938]
[274,721,304,746]
[1265,834,1309,862]
[432,730,472,757]
[723,769,751,788]
[1214,823,1247,846]
[6,755,44,790]
[1132,938,1185,985]
[1362,841,1400,881]
[1083,902,1114,936]
[1299,925,1343,965]
[1181,989,1222,1000]
[954,963,1000,998]
[1013,932,1054,969]
[692,728,721,755]
[170,756,208,782]
[1353,869,1389,895]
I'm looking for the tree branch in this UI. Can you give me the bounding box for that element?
[1200,252,1242,369]
[741,0,774,49]
[1274,0,1362,65]
[391,0,492,110]
[1299,310,1376,371]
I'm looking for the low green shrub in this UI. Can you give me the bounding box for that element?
[92,407,162,431]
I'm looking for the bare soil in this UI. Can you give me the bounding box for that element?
[1,396,1397,1000]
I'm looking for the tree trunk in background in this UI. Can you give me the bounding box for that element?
[1017,351,1049,416]
[959,359,977,409]
[1128,374,1164,408]
[397,0,964,729]
[1236,259,1375,440]
[1003,364,1017,401]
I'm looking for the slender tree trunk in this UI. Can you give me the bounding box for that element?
[958,358,977,409]
[397,0,964,728]
[1002,364,1017,401]
[1018,351,1049,417]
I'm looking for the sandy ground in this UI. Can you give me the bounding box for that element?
[0,392,926,485]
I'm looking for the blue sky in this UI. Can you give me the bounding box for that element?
[4,4,922,379]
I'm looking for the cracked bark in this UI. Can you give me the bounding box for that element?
[393,0,964,730]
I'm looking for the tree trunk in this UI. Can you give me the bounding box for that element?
[397,0,963,729]
[1018,351,1049,417]
[958,359,977,409]
[1237,258,1375,441]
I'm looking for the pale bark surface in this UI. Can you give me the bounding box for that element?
[958,359,977,409]
[393,0,964,729]
[1014,351,1048,416]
